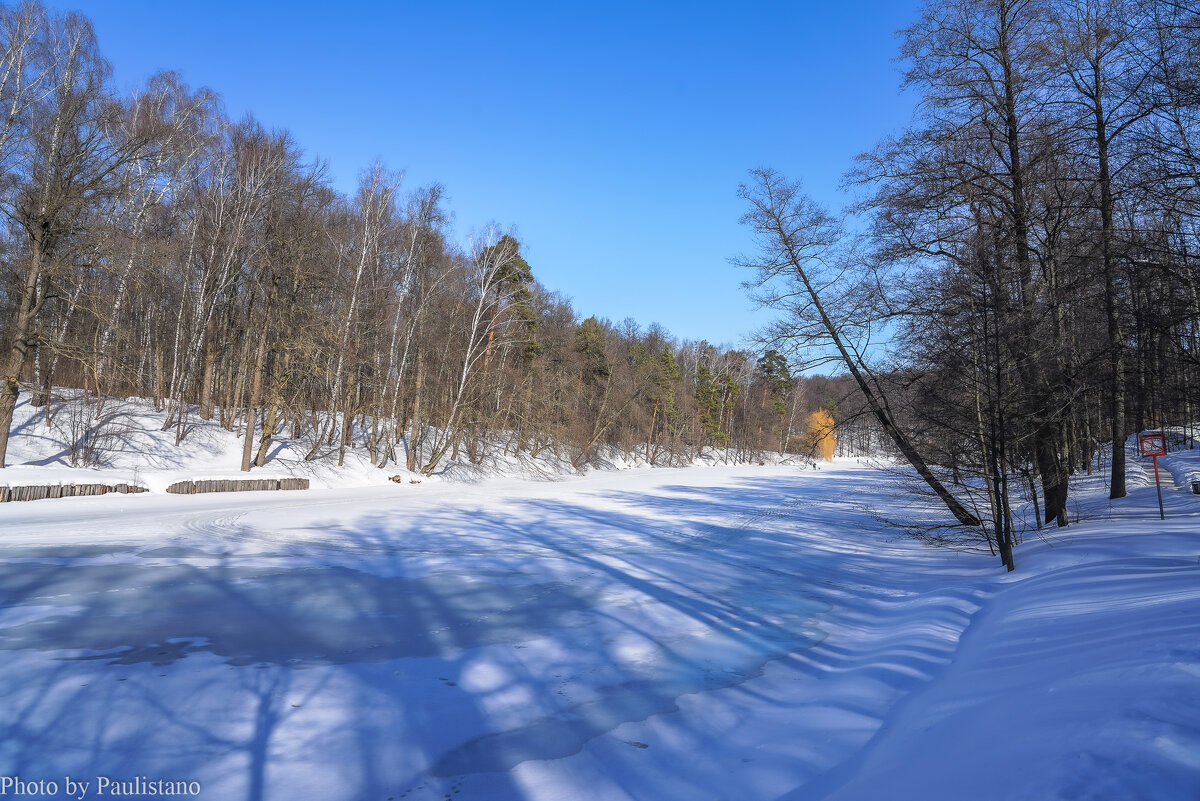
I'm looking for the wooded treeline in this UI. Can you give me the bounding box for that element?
[740,0,1200,568]
[0,1,843,474]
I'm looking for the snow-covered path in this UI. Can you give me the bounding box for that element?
[0,461,1197,800]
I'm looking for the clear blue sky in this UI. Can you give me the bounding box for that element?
[62,0,921,348]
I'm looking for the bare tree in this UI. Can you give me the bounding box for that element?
[0,9,150,466]
[92,72,215,401]
[1054,0,1156,498]
[418,227,527,475]
[736,167,981,527]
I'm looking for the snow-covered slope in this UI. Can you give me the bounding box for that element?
[0,391,393,493]
[0,418,1197,800]
[0,390,769,494]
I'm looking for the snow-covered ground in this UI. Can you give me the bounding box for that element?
[0,400,1198,799]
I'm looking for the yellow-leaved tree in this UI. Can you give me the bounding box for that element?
[805,409,835,462]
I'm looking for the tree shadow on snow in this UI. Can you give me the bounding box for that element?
[0,468,981,801]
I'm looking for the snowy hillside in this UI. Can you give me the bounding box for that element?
[0,391,395,493]
[0,390,754,495]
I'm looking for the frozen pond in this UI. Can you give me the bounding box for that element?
[0,465,982,801]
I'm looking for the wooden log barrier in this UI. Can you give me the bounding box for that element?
[0,483,149,503]
[165,478,310,495]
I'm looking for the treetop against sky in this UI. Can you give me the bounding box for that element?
[62,0,921,346]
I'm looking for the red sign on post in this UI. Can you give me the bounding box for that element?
[1138,431,1168,520]
[1139,432,1167,458]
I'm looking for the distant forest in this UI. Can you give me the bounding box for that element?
[0,1,858,477]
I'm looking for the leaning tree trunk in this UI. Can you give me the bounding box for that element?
[791,245,980,527]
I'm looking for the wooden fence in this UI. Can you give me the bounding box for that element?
[165,478,310,495]
[0,477,311,502]
[0,483,148,503]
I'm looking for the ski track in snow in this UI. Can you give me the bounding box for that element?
[0,454,1198,801]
